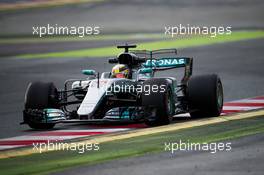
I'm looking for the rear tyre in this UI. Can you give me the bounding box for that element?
[24,82,59,129]
[187,74,223,118]
[142,78,175,126]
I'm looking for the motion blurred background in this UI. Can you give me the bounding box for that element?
[0,0,263,137]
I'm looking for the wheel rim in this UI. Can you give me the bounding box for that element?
[167,96,171,114]
[167,90,173,115]
[217,81,223,110]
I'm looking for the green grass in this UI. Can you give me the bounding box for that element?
[16,30,264,59]
[0,116,264,175]
[0,33,168,44]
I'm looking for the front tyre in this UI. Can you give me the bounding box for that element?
[24,82,59,129]
[187,74,223,118]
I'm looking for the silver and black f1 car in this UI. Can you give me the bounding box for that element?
[22,44,223,129]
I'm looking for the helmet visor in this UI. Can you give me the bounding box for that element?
[115,73,125,78]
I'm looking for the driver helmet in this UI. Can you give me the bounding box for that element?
[111,64,129,78]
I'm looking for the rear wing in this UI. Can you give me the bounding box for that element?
[131,49,193,85]
[145,57,193,85]
[143,57,191,69]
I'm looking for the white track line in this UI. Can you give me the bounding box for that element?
[223,106,262,110]
[232,99,264,103]
[0,135,77,141]
[42,128,129,133]
[0,145,22,150]
[1,96,264,151]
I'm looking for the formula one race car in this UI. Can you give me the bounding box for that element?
[21,44,223,129]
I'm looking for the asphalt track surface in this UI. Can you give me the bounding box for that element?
[0,0,264,36]
[0,38,263,139]
[0,0,264,174]
[52,133,264,175]
[0,0,263,137]
[0,38,159,57]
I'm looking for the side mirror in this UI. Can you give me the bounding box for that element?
[138,68,153,74]
[82,69,96,76]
